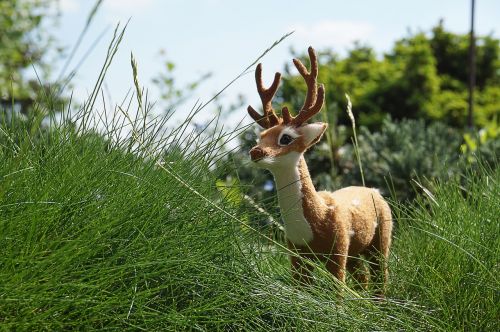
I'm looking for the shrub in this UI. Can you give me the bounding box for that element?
[340,117,462,200]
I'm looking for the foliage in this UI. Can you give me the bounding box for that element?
[278,21,500,130]
[461,122,500,167]
[340,117,462,201]
[0,99,409,330]
[0,0,60,115]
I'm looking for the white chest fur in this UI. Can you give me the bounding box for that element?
[273,163,314,246]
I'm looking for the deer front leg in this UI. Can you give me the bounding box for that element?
[325,235,349,282]
[325,254,347,282]
[290,255,314,285]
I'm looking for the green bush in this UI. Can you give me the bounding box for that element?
[461,124,500,171]
[340,117,462,200]
[278,22,499,131]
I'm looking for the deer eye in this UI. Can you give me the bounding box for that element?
[279,134,294,146]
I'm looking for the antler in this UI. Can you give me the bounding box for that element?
[247,46,324,128]
[247,64,281,129]
[282,46,324,127]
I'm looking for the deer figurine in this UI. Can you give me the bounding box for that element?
[247,47,392,294]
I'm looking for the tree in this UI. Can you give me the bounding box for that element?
[0,0,60,118]
[278,21,499,130]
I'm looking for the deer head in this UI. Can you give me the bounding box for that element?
[248,47,326,170]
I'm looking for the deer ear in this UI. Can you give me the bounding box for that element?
[301,122,327,146]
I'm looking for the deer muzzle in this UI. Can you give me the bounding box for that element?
[249,146,265,161]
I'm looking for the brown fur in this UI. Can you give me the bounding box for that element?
[290,157,392,293]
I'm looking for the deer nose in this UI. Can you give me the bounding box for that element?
[250,146,265,161]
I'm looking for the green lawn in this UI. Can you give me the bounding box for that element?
[0,106,498,331]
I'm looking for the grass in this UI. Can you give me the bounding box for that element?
[390,163,499,331]
[1,97,498,331]
[1,32,498,330]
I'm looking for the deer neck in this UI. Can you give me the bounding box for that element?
[271,154,322,245]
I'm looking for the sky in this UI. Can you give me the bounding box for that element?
[52,0,500,127]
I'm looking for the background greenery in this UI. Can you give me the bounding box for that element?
[0,0,64,117]
[232,21,499,205]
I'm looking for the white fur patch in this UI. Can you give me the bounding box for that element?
[349,230,355,237]
[269,152,313,245]
[254,156,275,168]
[279,127,300,139]
[372,188,381,194]
[351,198,360,206]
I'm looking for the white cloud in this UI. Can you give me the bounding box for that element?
[291,20,375,50]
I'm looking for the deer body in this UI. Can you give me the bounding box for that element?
[247,47,392,293]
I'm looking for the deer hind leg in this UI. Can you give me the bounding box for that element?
[290,255,314,285]
[367,206,392,297]
[366,249,386,297]
[347,255,369,290]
